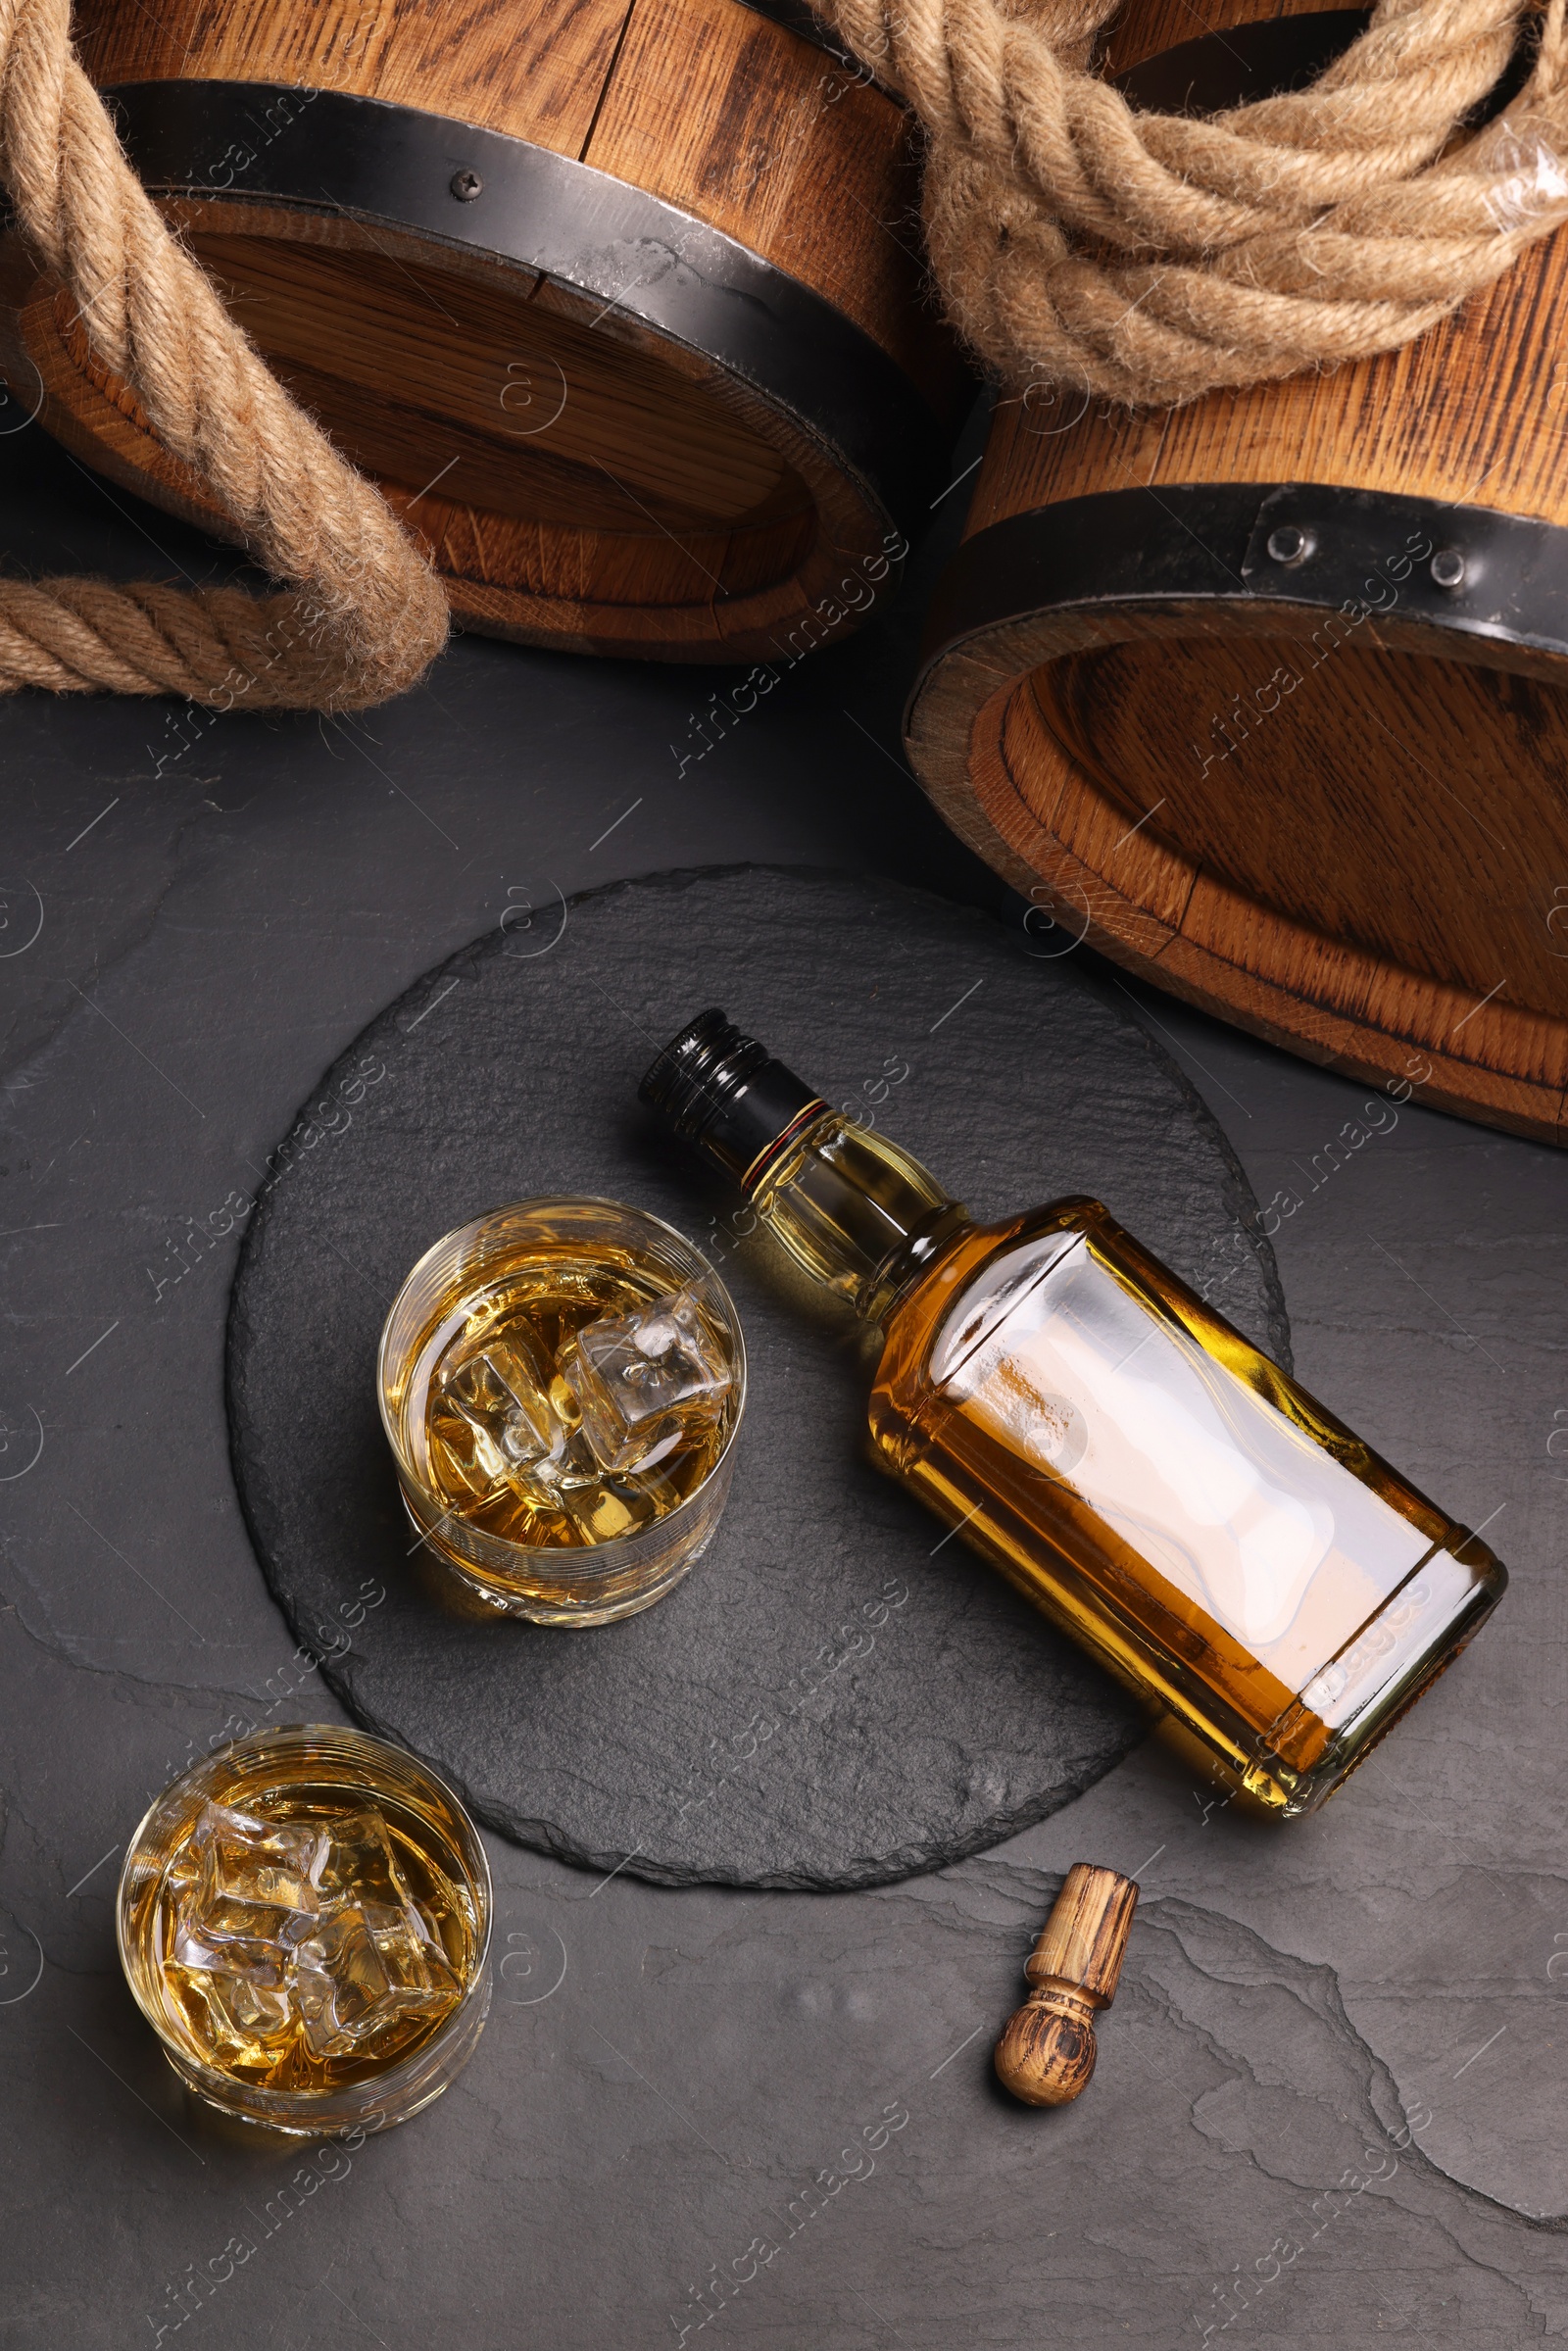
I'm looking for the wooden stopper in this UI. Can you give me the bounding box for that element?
[993,1864,1138,2108]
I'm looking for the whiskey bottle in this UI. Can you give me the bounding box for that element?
[639,1009,1506,1816]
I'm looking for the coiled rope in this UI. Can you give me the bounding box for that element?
[814,0,1568,404]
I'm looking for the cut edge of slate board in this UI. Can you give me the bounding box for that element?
[224,863,1292,1889]
[306,1658,1141,1892]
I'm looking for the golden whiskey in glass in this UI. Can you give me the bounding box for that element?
[379,1197,747,1624]
[117,1724,492,2135]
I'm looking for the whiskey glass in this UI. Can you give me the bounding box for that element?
[378,1197,747,1625]
[117,1724,492,2136]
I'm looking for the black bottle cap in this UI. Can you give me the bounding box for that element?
[639,1008,826,1194]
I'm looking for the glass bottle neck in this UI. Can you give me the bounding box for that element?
[749,1110,972,1323]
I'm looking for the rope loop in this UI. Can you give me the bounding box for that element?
[0,0,448,707]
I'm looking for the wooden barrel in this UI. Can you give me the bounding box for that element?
[905,0,1568,1146]
[0,0,969,662]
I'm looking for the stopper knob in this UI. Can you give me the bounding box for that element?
[994,1863,1139,2107]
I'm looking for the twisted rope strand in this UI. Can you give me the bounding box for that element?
[816,0,1568,403]
[0,0,448,706]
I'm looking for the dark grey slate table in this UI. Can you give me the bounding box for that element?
[1,406,1563,2350]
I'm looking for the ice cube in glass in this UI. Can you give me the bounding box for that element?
[564,1288,732,1473]
[186,1800,325,1947]
[430,1330,559,1495]
[363,1899,461,2014]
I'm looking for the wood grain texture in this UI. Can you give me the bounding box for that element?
[74,0,632,162]
[582,0,948,396]
[9,0,966,661]
[906,5,1568,1143]
[969,234,1568,537]
[1027,1863,1139,2002]
[994,1864,1138,2107]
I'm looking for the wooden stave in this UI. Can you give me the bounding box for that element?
[1,0,969,663]
[904,13,1568,1148]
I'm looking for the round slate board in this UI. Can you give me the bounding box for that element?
[226,867,1291,1889]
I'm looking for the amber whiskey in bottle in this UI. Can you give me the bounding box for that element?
[640,1010,1506,1817]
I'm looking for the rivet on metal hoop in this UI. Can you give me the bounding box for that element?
[1265,523,1314,567]
[1431,548,1467,591]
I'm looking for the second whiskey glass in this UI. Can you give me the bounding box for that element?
[117,1724,492,2137]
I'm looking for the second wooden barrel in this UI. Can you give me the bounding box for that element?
[0,0,968,661]
[906,0,1568,1146]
